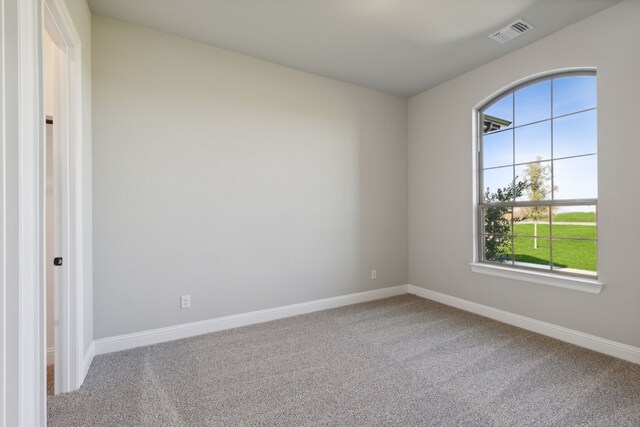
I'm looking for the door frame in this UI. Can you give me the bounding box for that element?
[0,0,87,423]
[44,0,86,396]
[1,0,46,425]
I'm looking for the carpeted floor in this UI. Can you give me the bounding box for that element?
[48,295,640,426]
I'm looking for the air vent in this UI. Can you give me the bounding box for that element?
[489,19,533,44]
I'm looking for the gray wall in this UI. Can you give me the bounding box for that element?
[409,1,640,347]
[92,17,408,339]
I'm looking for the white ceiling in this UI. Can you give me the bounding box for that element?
[87,0,621,97]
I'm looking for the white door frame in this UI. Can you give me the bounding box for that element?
[0,0,85,424]
[44,0,86,395]
[1,0,46,425]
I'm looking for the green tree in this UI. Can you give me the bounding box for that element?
[523,156,557,219]
[484,179,527,262]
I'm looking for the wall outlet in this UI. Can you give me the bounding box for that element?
[180,295,191,309]
[371,270,377,280]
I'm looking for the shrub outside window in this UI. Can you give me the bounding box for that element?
[478,71,597,278]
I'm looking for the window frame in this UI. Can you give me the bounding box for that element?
[475,70,600,284]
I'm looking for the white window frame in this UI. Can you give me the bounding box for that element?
[471,70,603,294]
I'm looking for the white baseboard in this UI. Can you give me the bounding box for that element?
[408,285,640,364]
[81,341,95,383]
[95,285,409,355]
[91,283,639,366]
[46,347,54,365]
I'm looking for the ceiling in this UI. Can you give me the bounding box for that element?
[87,0,622,97]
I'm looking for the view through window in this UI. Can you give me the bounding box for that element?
[478,72,597,277]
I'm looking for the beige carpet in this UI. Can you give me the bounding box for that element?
[48,295,640,426]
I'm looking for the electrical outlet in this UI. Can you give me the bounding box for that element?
[371,270,377,280]
[180,295,191,309]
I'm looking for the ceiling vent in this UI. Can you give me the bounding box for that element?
[489,19,534,44]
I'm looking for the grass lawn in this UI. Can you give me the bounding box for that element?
[512,223,596,239]
[553,211,596,222]
[512,222,596,272]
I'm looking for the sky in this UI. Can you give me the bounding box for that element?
[482,75,597,213]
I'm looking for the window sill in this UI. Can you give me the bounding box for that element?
[469,262,603,294]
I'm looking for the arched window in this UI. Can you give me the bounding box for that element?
[477,71,597,278]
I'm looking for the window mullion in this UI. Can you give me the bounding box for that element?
[549,80,555,271]
[480,199,597,208]
[549,206,554,271]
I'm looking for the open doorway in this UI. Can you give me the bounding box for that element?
[43,28,57,397]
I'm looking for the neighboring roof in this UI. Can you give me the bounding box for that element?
[483,115,512,133]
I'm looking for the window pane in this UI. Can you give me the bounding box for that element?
[482,207,512,236]
[553,76,596,117]
[514,205,550,236]
[553,155,597,200]
[483,166,513,202]
[513,221,550,238]
[483,94,513,134]
[483,129,513,169]
[552,206,596,223]
[553,110,597,159]
[552,239,597,274]
[515,161,552,202]
[514,236,550,269]
[515,121,551,164]
[483,234,513,264]
[515,80,551,126]
[512,206,537,223]
[552,205,596,239]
